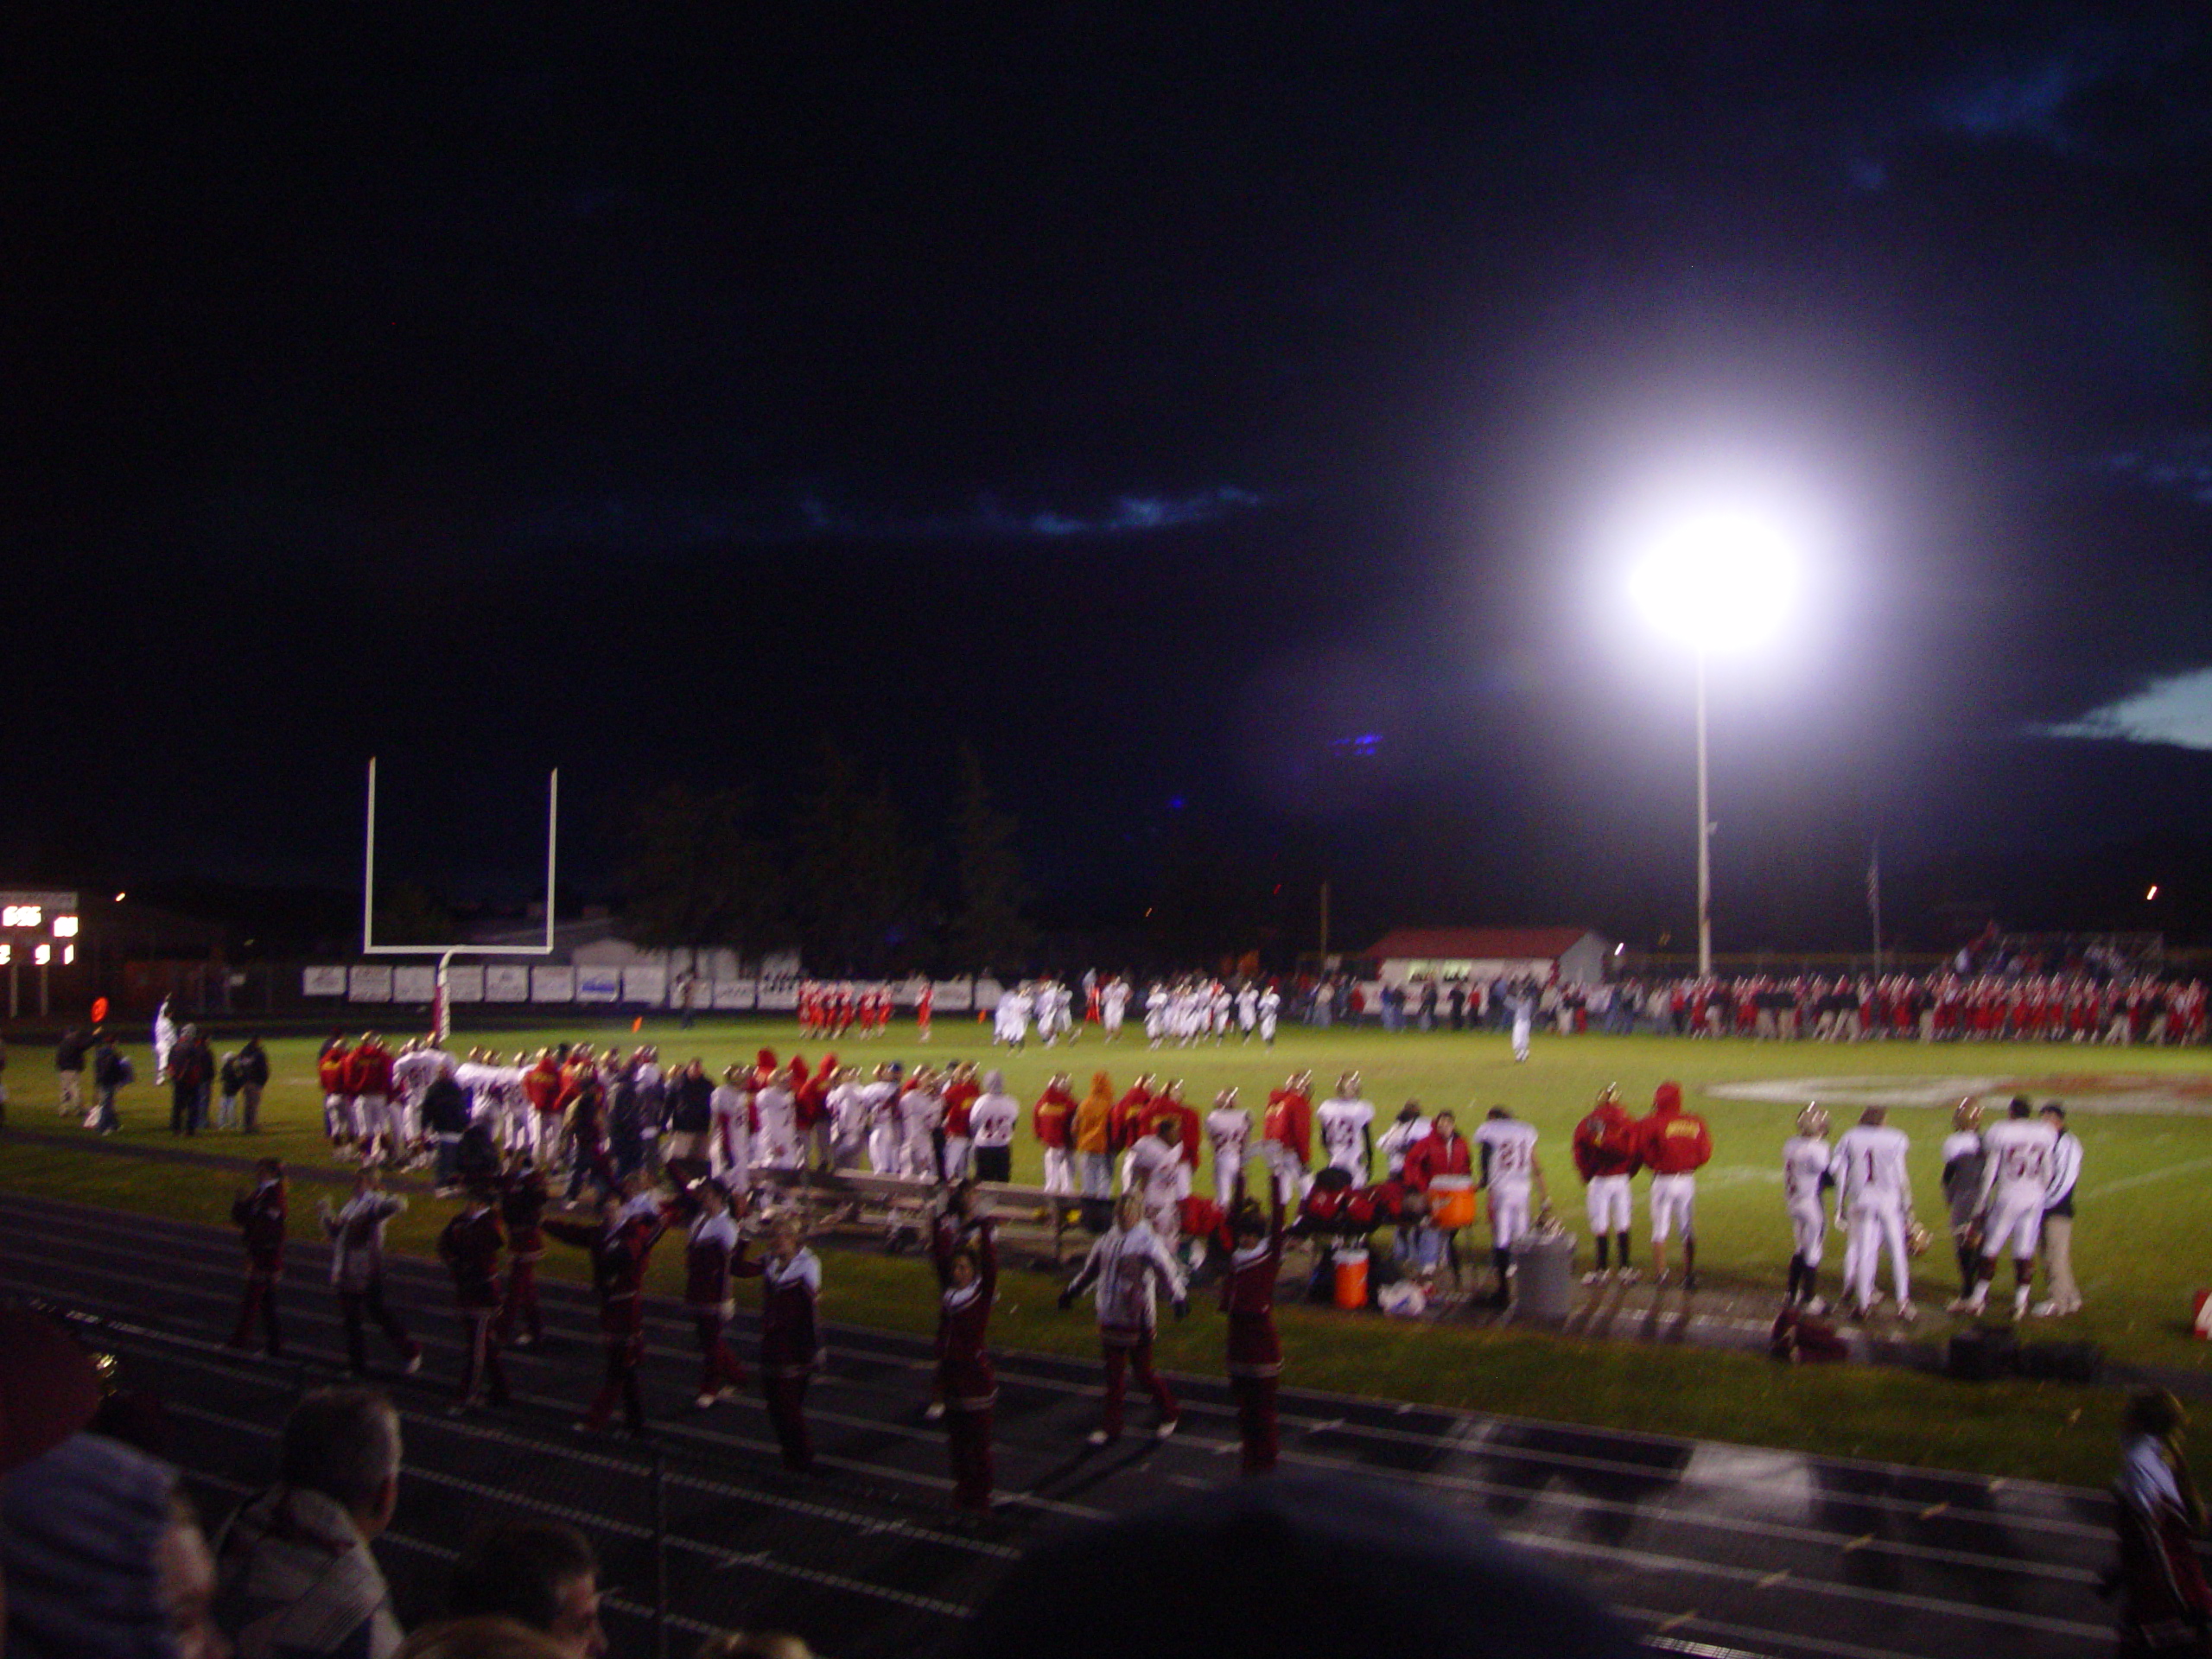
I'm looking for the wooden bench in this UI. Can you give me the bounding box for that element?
[755,1166,1084,1262]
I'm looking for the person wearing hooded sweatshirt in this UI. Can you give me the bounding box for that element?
[1033,1071,1077,1196]
[1639,1081,1713,1289]
[1060,1192,1187,1445]
[966,1071,1020,1183]
[1073,1071,1116,1231]
[3,1431,229,1659]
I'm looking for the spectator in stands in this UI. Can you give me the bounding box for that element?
[213,1386,404,1658]
[950,1471,1637,1659]
[236,1036,270,1134]
[395,1619,569,1659]
[447,1520,609,1659]
[3,1429,230,1659]
[2105,1387,2207,1652]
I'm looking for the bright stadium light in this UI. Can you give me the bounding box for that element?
[1626,493,1808,977]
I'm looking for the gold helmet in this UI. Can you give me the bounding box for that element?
[1796,1103,1829,1138]
[1952,1096,1983,1132]
[1905,1219,1934,1258]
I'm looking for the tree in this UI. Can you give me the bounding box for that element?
[620,784,781,956]
[949,746,1034,971]
[788,745,925,975]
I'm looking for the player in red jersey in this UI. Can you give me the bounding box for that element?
[1261,1070,1314,1205]
[1218,1173,1288,1474]
[1639,1082,1713,1289]
[1109,1073,1155,1156]
[1033,1071,1077,1196]
[1142,1079,1204,1172]
[1571,1084,1643,1282]
[228,1158,288,1355]
[317,1034,354,1148]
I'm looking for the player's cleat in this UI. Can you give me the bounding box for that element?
[923,1402,946,1421]
[1945,1296,1978,1315]
[1894,1300,1918,1323]
[1154,1417,1179,1440]
[1801,1297,1828,1316]
[1616,1266,1639,1284]
[2030,1300,2058,1318]
[1580,1269,1608,1286]
[1085,1428,1113,1447]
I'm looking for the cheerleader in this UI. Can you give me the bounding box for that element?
[682,1179,748,1408]
[741,1219,823,1471]
[932,1199,999,1511]
[1219,1175,1287,1474]
[544,1195,668,1435]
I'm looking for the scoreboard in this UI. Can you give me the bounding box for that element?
[0,888,79,969]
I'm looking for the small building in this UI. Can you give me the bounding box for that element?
[1364,926,1615,988]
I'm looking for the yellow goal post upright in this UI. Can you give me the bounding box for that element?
[360,757,559,1042]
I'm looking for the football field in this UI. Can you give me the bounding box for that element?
[5,1014,2208,1485]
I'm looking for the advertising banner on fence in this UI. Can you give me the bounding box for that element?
[576,967,622,1004]
[486,965,531,1003]
[391,966,436,1003]
[711,977,756,1010]
[348,965,393,1003]
[303,966,347,997]
[445,965,484,1003]
[622,965,667,1006]
[531,966,575,1003]
[931,978,975,1013]
[757,978,798,1012]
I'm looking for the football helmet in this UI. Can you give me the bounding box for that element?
[1796,1103,1830,1138]
[1952,1097,1983,1131]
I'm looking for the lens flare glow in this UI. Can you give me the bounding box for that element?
[1628,503,1802,651]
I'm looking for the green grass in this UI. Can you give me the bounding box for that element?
[8,1016,2206,1487]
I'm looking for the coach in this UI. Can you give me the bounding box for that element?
[2036,1104,2084,1317]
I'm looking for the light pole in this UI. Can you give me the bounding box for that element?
[1628,499,1801,978]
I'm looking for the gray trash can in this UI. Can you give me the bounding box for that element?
[1510,1228,1577,1323]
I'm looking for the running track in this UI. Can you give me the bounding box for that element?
[0,1191,2123,1659]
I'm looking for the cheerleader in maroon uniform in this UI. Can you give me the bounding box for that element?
[739,1219,823,1470]
[437,1185,511,1413]
[545,1195,668,1435]
[228,1158,288,1355]
[494,1152,549,1347]
[1219,1174,1287,1474]
[931,1198,998,1510]
[681,1178,747,1408]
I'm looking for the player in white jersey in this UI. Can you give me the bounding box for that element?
[1144,983,1168,1046]
[1257,985,1281,1046]
[753,1072,800,1172]
[1376,1103,1429,1180]
[1781,1103,1836,1313]
[1473,1109,1548,1309]
[1938,1098,1986,1305]
[1125,1119,1191,1242]
[862,1065,903,1174]
[1101,977,1129,1040]
[1210,984,1233,1042]
[709,1065,752,1184]
[1314,1072,1376,1180]
[1510,990,1534,1064]
[994,986,1030,1049]
[1955,1096,2059,1318]
[1204,1087,1252,1202]
[391,1040,450,1150]
[828,1068,871,1169]
[1236,983,1259,1040]
[1830,1105,1916,1320]
[899,1072,946,1181]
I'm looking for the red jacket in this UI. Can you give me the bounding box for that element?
[345,1045,393,1097]
[523,1059,563,1117]
[1108,1087,1153,1154]
[1142,1099,1203,1169]
[943,1077,981,1138]
[1572,1102,1643,1181]
[1032,1086,1075,1148]
[1403,1130,1471,1191]
[1262,1089,1313,1163]
[317,1045,352,1094]
[1639,1084,1713,1175]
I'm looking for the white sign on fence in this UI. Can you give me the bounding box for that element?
[931,978,974,1013]
[303,966,347,997]
[444,965,485,1003]
[711,978,756,1010]
[531,966,575,1003]
[576,968,622,1005]
[757,980,798,1011]
[622,965,667,1006]
[348,965,393,1003]
[391,966,436,1003]
[485,965,531,1003]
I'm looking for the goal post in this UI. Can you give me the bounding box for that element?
[360,757,560,1039]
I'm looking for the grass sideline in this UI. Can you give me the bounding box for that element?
[6,1017,2208,1486]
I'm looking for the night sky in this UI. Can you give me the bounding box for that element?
[9,6,2212,953]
